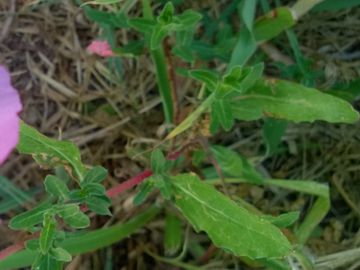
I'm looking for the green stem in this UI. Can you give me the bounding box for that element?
[142,0,174,124]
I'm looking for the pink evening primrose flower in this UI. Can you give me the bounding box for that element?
[86,40,114,57]
[0,66,22,165]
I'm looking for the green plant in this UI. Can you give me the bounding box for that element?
[1,1,359,269]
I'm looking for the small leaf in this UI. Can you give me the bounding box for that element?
[57,204,90,229]
[262,211,300,228]
[9,202,51,230]
[189,69,218,91]
[86,195,112,216]
[40,213,56,254]
[25,239,40,251]
[32,254,63,270]
[158,2,174,24]
[210,145,243,177]
[171,174,292,259]
[49,247,72,262]
[238,63,264,93]
[212,99,234,131]
[211,145,264,184]
[83,183,106,196]
[81,166,108,187]
[133,181,154,206]
[127,18,156,33]
[44,175,69,200]
[151,149,167,175]
[175,9,202,27]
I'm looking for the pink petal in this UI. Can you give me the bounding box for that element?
[0,66,22,164]
[86,40,114,57]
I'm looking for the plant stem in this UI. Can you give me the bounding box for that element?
[142,0,174,124]
[106,170,153,198]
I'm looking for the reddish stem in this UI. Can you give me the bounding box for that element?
[106,170,153,198]
[0,243,24,261]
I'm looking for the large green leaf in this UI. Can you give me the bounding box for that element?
[232,80,359,123]
[171,174,292,259]
[17,123,86,180]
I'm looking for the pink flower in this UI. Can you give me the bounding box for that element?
[86,40,114,57]
[0,66,22,164]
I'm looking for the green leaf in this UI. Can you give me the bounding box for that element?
[83,183,106,196]
[83,7,128,28]
[133,180,154,206]
[172,45,194,62]
[81,166,108,187]
[85,195,112,216]
[166,94,215,139]
[9,202,51,230]
[40,213,56,254]
[189,69,219,91]
[175,9,202,27]
[151,149,167,175]
[254,7,295,42]
[171,174,292,259]
[127,18,156,33]
[228,0,257,68]
[49,247,72,262]
[262,211,300,228]
[211,99,234,131]
[210,145,243,177]
[164,214,182,256]
[32,254,63,270]
[236,63,264,93]
[25,239,40,251]
[57,204,90,229]
[312,0,360,12]
[263,118,287,157]
[158,2,174,24]
[44,175,70,200]
[231,80,360,123]
[17,123,86,180]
